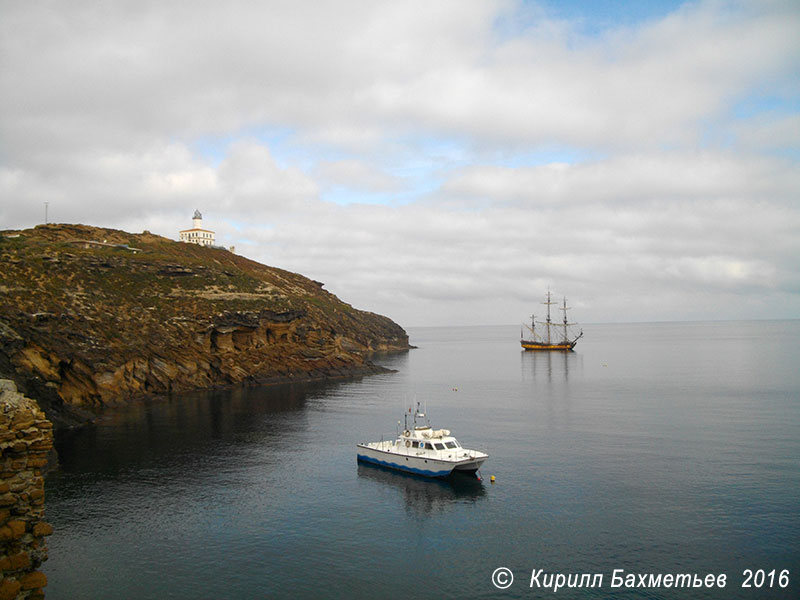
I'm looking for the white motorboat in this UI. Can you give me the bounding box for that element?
[357,403,488,478]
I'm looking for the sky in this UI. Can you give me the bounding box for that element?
[1,0,799,327]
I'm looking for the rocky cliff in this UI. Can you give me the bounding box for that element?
[0,224,410,427]
[0,380,53,600]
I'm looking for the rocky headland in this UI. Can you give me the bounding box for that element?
[0,224,410,428]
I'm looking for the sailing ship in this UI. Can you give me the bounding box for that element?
[521,291,583,351]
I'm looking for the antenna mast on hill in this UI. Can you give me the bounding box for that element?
[44,202,49,224]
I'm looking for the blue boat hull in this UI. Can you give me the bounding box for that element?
[357,453,454,478]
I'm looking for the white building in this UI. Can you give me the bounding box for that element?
[179,210,215,246]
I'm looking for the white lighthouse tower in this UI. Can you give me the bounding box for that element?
[179,209,215,246]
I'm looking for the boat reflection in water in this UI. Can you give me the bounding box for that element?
[356,462,487,517]
[520,348,583,383]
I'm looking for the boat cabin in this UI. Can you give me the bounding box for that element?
[402,438,461,451]
[395,425,463,456]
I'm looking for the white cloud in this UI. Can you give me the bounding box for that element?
[217,140,318,213]
[1,0,798,326]
[314,160,402,194]
[732,114,800,153]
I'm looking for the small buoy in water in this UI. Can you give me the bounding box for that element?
[490,475,496,483]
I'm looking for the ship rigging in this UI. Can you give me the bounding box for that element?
[520,291,583,351]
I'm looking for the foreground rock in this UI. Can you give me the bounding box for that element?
[0,380,53,600]
[0,224,410,427]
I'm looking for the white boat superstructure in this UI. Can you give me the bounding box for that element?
[357,403,488,478]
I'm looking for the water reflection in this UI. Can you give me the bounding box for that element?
[370,349,411,372]
[356,463,486,518]
[520,349,583,382]
[50,380,332,484]
[41,323,800,600]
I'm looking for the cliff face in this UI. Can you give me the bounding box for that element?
[0,380,53,599]
[0,224,410,426]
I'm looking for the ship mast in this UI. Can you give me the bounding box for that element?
[559,297,569,343]
[542,290,555,345]
[522,314,536,340]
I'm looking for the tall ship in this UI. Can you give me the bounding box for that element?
[521,291,583,351]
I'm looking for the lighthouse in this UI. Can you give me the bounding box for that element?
[179,209,216,246]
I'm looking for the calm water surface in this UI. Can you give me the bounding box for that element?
[44,321,800,599]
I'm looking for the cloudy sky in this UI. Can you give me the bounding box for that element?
[2,0,799,327]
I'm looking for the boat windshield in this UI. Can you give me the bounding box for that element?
[445,441,458,449]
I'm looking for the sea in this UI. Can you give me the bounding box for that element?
[43,321,800,599]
